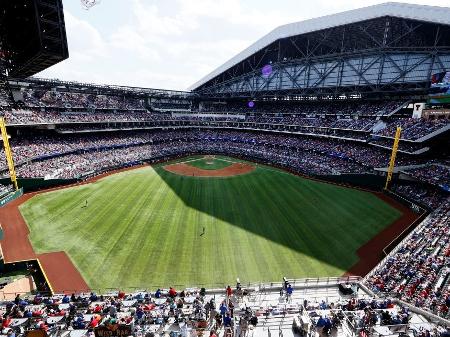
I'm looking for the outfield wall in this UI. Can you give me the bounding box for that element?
[0,178,79,193]
[0,188,23,207]
[316,173,386,190]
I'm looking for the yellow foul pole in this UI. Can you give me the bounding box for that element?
[384,126,402,190]
[0,117,18,190]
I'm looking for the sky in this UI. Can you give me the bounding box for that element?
[37,0,450,91]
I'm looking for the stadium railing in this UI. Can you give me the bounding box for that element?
[0,276,363,299]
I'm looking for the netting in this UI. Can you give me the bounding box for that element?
[80,0,101,10]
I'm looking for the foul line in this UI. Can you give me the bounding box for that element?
[37,258,54,295]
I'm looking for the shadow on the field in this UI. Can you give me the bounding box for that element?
[155,165,381,273]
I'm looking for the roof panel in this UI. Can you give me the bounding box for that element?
[189,2,450,91]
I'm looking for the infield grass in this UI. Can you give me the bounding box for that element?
[20,156,402,290]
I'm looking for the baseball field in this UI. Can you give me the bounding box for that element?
[19,156,404,291]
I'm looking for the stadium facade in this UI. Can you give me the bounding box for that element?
[190,2,450,99]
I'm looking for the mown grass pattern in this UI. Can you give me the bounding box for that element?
[19,157,402,290]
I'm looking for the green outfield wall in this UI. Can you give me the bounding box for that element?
[0,178,79,192]
[0,188,23,207]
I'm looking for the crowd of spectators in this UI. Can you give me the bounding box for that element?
[171,115,245,122]
[377,118,449,140]
[13,144,172,179]
[2,284,449,337]
[365,199,450,318]
[8,133,369,179]
[1,285,265,337]
[9,108,441,145]
[4,133,158,163]
[3,93,449,143]
[1,88,448,202]
[300,296,430,336]
[0,87,12,109]
[152,102,191,110]
[245,114,375,131]
[22,90,146,110]
[0,107,421,147]
[4,110,168,125]
[402,165,450,189]
[391,184,449,210]
[368,138,428,153]
[4,109,377,135]
[200,100,403,117]
[0,130,426,179]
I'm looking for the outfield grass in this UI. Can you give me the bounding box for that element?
[20,157,402,290]
[185,157,233,170]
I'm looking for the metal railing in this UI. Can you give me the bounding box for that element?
[0,276,363,299]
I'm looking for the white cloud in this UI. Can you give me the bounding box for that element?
[131,1,192,37]
[109,27,161,61]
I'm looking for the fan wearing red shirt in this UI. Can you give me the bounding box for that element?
[89,317,99,328]
[169,287,177,298]
[1,317,11,329]
[38,321,48,331]
[94,304,103,313]
[32,309,44,317]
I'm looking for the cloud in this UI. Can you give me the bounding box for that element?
[109,27,161,61]
[39,0,266,90]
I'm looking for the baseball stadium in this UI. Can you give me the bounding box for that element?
[0,1,449,337]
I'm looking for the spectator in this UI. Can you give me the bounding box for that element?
[286,284,293,303]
